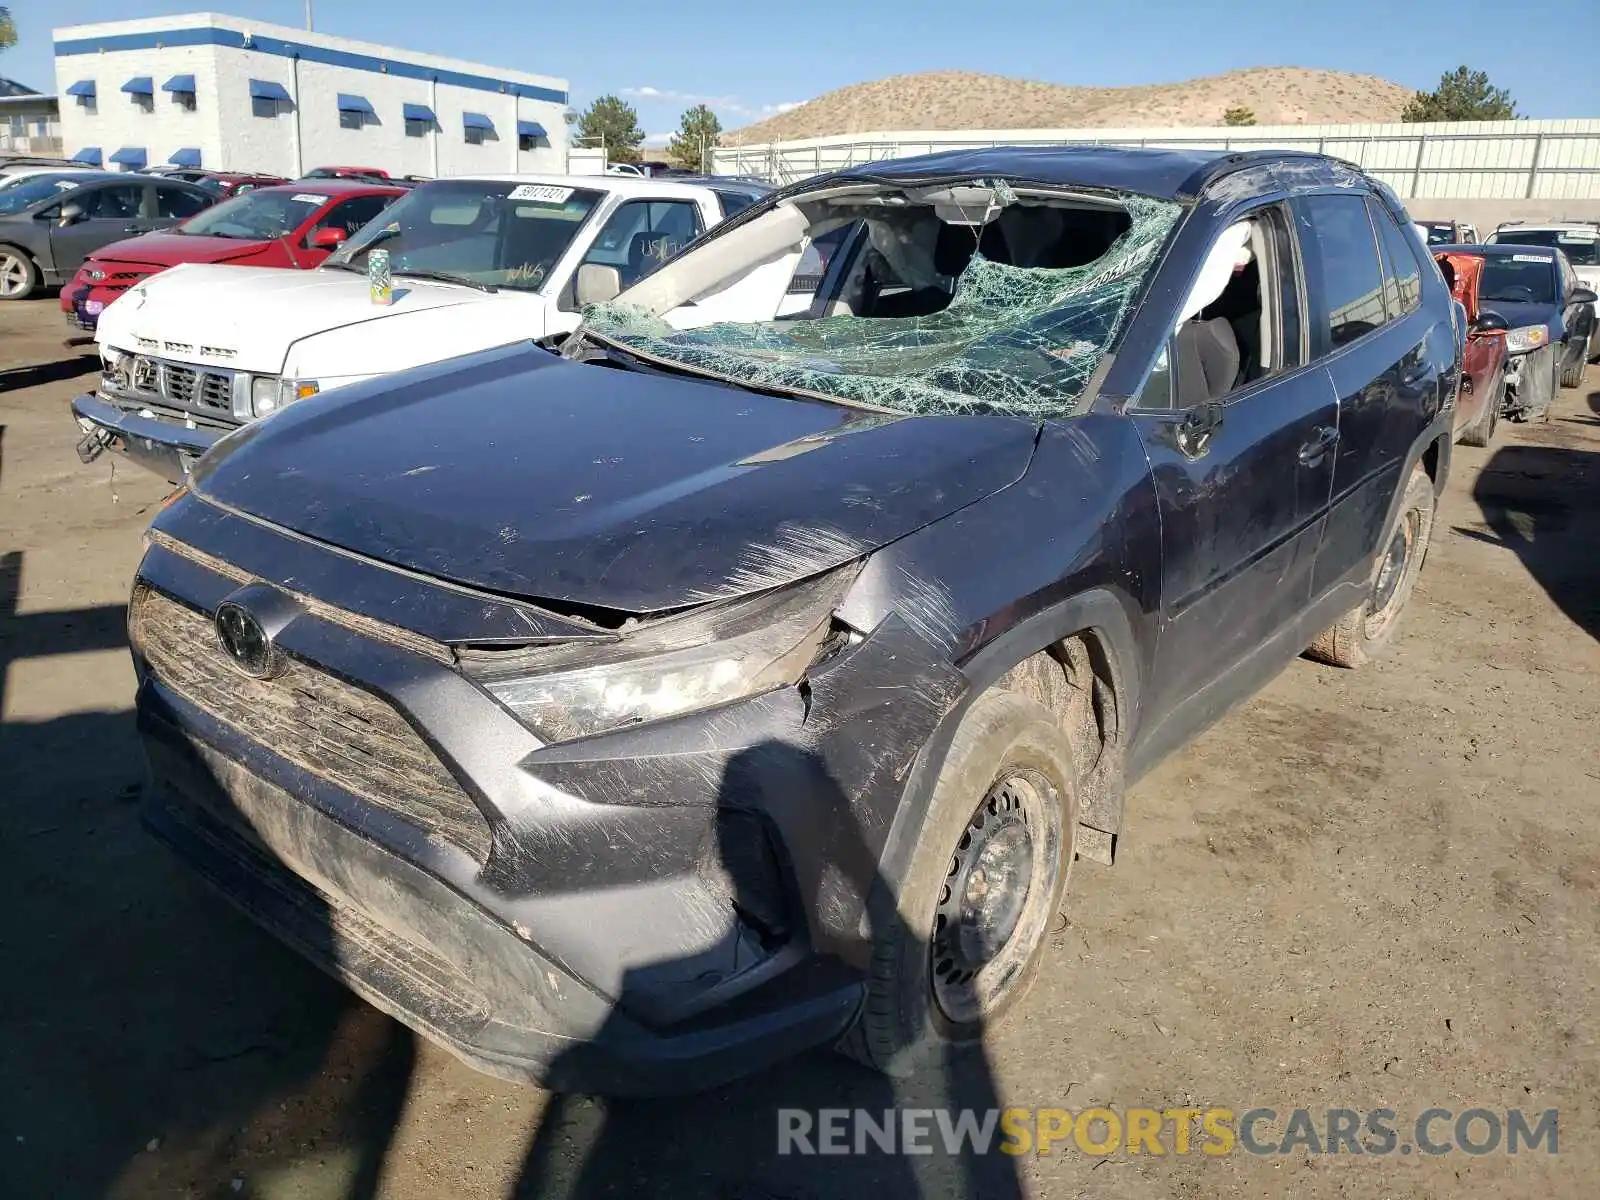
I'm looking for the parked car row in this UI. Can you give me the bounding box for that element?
[70,172,773,478]
[73,144,1535,1097]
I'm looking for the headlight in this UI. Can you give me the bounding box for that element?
[469,565,858,742]
[247,377,318,417]
[1504,324,1548,354]
[250,376,280,416]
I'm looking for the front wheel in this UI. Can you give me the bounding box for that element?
[1458,368,1502,448]
[839,690,1077,1075]
[1560,335,1589,389]
[0,246,39,301]
[1307,465,1436,669]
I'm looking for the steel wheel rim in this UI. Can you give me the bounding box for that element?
[930,768,1061,1024]
[1365,508,1419,639]
[0,254,26,296]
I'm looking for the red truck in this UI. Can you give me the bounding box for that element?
[62,179,404,334]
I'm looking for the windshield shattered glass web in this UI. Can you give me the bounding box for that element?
[579,195,1180,418]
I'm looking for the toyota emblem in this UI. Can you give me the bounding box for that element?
[214,601,284,679]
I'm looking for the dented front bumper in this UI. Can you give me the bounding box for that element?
[129,494,964,1093]
[72,392,226,483]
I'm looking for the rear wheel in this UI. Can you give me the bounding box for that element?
[0,246,39,301]
[840,690,1076,1075]
[1307,465,1435,669]
[1458,368,1502,448]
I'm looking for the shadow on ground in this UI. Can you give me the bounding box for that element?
[0,354,98,394]
[1456,439,1600,642]
[0,534,414,1198]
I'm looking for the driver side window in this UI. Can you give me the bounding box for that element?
[583,200,703,288]
[1138,206,1304,409]
[81,184,146,220]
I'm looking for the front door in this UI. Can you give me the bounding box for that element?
[48,181,149,278]
[1127,202,1339,746]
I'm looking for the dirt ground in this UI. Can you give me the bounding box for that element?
[3,295,1598,1200]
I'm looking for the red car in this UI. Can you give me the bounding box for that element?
[168,169,290,197]
[303,165,391,180]
[62,179,404,333]
[1436,250,1509,447]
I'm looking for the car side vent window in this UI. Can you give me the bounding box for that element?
[1301,194,1387,351]
[1369,197,1423,320]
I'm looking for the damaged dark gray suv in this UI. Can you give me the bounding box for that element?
[131,146,1461,1094]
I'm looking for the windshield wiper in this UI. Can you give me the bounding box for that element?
[394,269,497,293]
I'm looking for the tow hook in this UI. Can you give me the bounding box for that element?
[76,426,113,464]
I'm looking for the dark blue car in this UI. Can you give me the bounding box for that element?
[126,146,1463,1094]
[1437,241,1598,416]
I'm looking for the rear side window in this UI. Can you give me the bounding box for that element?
[714,190,758,219]
[1300,194,1386,350]
[1369,198,1423,319]
[156,185,209,219]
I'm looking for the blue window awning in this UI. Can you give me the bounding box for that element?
[122,76,154,96]
[402,102,435,123]
[248,79,292,102]
[72,147,103,166]
[66,80,96,99]
[162,74,196,94]
[462,111,495,132]
[517,120,547,138]
[168,148,202,167]
[109,147,147,168]
[336,93,375,116]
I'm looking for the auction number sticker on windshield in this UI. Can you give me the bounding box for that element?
[1558,231,1597,242]
[1511,254,1552,263]
[291,193,329,204]
[506,184,572,204]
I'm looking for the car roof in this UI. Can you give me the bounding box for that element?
[1493,221,1597,232]
[268,178,406,196]
[827,145,1364,201]
[1434,243,1561,259]
[418,172,732,199]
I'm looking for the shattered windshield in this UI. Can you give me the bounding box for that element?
[572,182,1181,419]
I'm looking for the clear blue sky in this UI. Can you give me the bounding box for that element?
[5,0,1595,142]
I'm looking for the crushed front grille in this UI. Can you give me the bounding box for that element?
[131,586,493,860]
[131,356,235,413]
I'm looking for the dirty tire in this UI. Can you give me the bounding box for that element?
[839,690,1077,1077]
[1560,338,1587,389]
[1307,465,1435,669]
[1458,370,1501,448]
[0,245,39,301]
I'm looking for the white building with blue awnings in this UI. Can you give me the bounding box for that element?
[52,13,570,179]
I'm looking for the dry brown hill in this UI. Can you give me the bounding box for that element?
[726,67,1413,144]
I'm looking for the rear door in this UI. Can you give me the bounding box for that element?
[47,181,150,278]
[1301,191,1445,596]
[1127,201,1340,729]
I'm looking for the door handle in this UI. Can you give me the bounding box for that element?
[1298,425,1339,465]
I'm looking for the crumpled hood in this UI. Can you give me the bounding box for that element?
[99,263,498,373]
[190,344,1039,613]
[90,231,271,269]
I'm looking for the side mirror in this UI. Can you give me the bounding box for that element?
[308,226,348,250]
[574,263,622,307]
[59,202,86,227]
[1474,310,1509,333]
[1572,287,1598,306]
